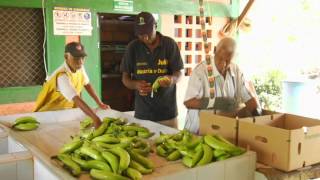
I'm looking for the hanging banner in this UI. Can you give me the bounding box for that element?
[113,0,133,12]
[53,7,92,36]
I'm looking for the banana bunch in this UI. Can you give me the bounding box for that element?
[54,116,155,179]
[80,117,93,130]
[152,76,170,93]
[155,130,246,168]
[12,116,39,131]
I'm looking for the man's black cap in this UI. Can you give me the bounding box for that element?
[134,12,156,36]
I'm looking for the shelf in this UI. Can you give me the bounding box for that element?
[102,74,122,78]
[101,44,126,50]
[100,19,135,25]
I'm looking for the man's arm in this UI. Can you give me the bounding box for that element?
[120,42,138,90]
[73,95,101,128]
[57,75,103,128]
[159,37,183,88]
[236,97,259,117]
[84,83,109,109]
[245,97,259,112]
[122,72,152,96]
[235,67,261,117]
[183,65,209,109]
[184,97,214,109]
[122,72,137,90]
[158,71,182,87]
[170,71,182,85]
[184,98,203,109]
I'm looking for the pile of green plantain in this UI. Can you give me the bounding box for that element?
[12,116,40,131]
[155,130,246,168]
[54,117,155,180]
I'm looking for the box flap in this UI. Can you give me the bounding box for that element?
[238,120,291,171]
[200,110,237,144]
[300,126,320,167]
[239,114,285,126]
[288,129,305,170]
[285,114,320,130]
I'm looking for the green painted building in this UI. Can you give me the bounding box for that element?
[0,0,238,107]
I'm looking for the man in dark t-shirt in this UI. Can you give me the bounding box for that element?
[121,12,183,128]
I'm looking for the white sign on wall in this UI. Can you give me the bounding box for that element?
[113,0,133,12]
[53,7,92,36]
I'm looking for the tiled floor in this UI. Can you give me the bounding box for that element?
[0,102,35,116]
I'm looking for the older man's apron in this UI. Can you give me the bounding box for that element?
[184,75,240,134]
[33,68,85,112]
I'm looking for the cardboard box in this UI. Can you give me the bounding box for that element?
[199,109,282,144]
[240,110,284,124]
[199,110,238,144]
[145,151,256,180]
[238,113,320,171]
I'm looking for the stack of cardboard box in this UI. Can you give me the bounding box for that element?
[200,110,320,171]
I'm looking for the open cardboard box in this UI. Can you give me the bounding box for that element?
[238,113,320,172]
[150,151,256,180]
[199,109,282,145]
[199,110,238,144]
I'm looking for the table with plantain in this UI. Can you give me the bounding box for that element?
[0,108,255,180]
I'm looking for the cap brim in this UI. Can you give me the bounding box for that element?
[70,51,87,57]
[135,24,154,36]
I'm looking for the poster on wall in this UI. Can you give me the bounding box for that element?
[53,7,92,36]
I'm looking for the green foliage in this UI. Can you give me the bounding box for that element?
[252,70,285,111]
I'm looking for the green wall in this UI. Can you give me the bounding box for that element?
[0,0,239,105]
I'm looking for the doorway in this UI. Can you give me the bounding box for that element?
[98,13,136,111]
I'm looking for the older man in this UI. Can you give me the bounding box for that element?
[33,42,109,128]
[184,37,261,133]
